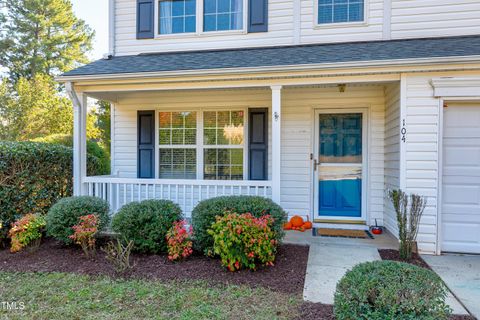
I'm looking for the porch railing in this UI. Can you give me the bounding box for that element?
[83,176,273,218]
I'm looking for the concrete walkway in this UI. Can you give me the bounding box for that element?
[303,242,381,304]
[423,254,480,319]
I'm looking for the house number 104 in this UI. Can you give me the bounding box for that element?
[401,119,407,143]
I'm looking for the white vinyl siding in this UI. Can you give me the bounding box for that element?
[111,85,388,223]
[114,0,294,55]
[403,71,480,254]
[384,83,401,236]
[280,85,386,223]
[391,0,480,39]
[114,0,480,55]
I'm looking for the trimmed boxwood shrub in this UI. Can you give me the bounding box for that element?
[191,196,287,254]
[111,200,182,254]
[0,142,103,245]
[334,260,451,320]
[46,196,110,245]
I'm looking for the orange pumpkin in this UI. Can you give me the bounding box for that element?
[290,215,304,228]
[303,221,313,230]
[283,222,292,230]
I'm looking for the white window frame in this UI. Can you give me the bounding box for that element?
[154,0,248,39]
[155,108,248,181]
[157,111,198,179]
[313,0,369,29]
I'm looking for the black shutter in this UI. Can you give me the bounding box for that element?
[137,0,154,39]
[249,108,268,180]
[137,111,155,178]
[248,0,268,33]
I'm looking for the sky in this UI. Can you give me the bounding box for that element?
[72,0,109,60]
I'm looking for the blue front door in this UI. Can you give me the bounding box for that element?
[317,113,363,218]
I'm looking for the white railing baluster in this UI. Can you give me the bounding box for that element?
[116,184,120,210]
[83,177,273,214]
[123,184,126,206]
[190,185,194,214]
[109,183,113,210]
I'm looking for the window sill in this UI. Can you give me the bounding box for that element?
[313,20,368,29]
[154,29,247,40]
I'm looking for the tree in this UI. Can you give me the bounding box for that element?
[0,75,73,140]
[0,0,94,82]
[93,100,111,150]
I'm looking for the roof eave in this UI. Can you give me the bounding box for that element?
[56,55,480,83]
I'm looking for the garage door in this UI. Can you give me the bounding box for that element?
[442,103,480,254]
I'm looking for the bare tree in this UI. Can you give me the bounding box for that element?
[388,189,427,260]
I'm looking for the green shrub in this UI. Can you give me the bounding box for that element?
[208,212,277,271]
[111,200,182,254]
[32,134,110,175]
[191,196,287,254]
[0,142,104,245]
[46,196,110,245]
[334,261,451,320]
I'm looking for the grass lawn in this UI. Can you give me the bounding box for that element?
[0,272,301,320]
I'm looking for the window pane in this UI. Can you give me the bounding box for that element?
[159,0,196,34]
[185,0,196,14]
[159,148,197,179]
[318,5,332,24]
[334,4,348,22]
[318,0,364,24]
[204,0,216,14]
[172,0,184,16]
[218,0,230,13]
[204,148,243,180]
[159,111,196,146]
[204,0,243,32]
[203,110,244,146]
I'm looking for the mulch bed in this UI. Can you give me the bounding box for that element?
[378,249,431,269]
[0,238,308,296]
[379,249,477,320]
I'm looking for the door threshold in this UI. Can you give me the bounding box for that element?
[314,219,366,225]
[313,222,368,231]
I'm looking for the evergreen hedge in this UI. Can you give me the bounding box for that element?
[33,134,110,175]
[0,141,103,244]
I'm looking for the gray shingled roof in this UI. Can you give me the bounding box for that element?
[63,35,480,77]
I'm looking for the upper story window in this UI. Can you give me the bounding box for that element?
[203,0,243,32]
[159,0,196,34]
[318,0,364,24]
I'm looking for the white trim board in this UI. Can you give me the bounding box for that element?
[431,77,480,98]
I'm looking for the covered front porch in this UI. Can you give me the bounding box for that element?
[66,71,402,225]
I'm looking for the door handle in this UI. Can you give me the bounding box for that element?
[313,159,320,171]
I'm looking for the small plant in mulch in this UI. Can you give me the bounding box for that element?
[166,220,193,262]
[8,214,46,253]
[69,214,99,258]
[102,239,135,273]
[208,212,278,272]
[388,189,426,261]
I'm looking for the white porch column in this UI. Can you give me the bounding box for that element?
[67,83,88,196]
[271,85,282,204]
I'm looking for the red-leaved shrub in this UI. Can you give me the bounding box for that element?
[69,214,99,258]
[166,220,193,261]
[208,212,278,271]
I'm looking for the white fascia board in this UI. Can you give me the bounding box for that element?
[56,55,480,83]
